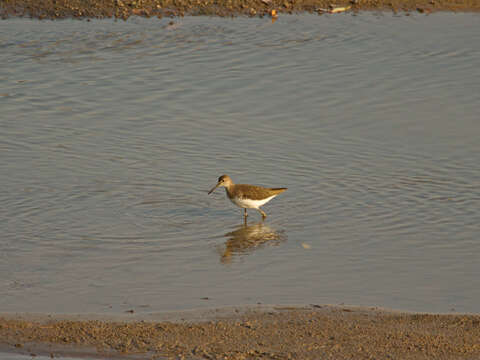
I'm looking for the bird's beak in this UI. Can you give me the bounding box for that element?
[208,182,220,195]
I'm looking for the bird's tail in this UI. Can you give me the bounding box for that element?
[269,187,287,194]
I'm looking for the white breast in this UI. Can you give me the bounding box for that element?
[230,195,277,209]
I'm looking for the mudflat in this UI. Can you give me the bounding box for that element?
[1,305,480,359]
[1,0,480,20]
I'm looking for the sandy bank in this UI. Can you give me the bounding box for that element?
[1,0,480,20]
[1,305,480,359]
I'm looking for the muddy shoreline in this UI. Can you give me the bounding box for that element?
[1,0,480,20]
[1,305,480,359]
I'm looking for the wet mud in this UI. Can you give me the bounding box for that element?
[1,306,480,359]
[1,0,479,20]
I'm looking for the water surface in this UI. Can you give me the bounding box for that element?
[1,13,480,314]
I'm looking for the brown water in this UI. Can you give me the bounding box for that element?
[1,13,480,315]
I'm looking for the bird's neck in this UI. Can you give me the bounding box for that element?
[224,185,234,198]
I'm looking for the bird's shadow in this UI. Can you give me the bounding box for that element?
[217,219,287,264]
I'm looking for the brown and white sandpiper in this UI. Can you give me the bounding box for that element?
[208,175,287,219]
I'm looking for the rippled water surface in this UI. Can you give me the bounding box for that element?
[1,13,480,314]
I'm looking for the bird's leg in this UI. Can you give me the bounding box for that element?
[258,208,267,219]
[244,208,248,218]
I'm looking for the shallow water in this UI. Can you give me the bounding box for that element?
[1,13,480,315]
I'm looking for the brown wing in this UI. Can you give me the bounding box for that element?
[232,184,287,200]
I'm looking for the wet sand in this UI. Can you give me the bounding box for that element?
[1,305,480,359]
[1,0,480,20]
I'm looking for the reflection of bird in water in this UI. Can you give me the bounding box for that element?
[219,220,287,264]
